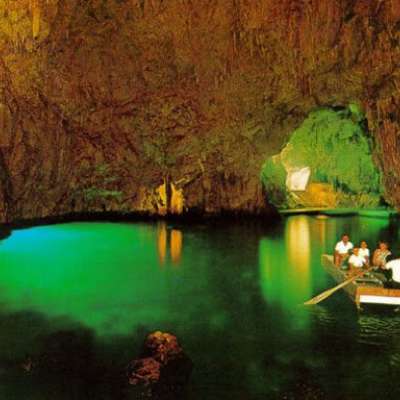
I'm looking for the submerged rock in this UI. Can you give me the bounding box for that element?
[127,331,192,399]
[128,357,161,387]
[0,225,11,240]
[281,381,326,400]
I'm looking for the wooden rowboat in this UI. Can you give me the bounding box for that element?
[322,254,400,308]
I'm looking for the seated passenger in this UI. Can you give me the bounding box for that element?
[348,248,366,269]
[359,240,370,266]
[372,241,391,269]
[334,234,353,266]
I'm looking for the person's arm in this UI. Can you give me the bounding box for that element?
[348,255,356,268]
[334,243,340,264]
[364,249,370,266]
[372,250,379,267]
[382,257,393,270]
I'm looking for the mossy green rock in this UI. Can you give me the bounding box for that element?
[262,107,382,209]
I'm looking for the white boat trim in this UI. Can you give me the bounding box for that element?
[359,295,400,305]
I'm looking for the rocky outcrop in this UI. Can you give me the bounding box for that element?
[1,1,400,221]
[127,331,192,399]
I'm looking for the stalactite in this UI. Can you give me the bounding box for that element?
[31,0,41,39]
[156,180,168,216]
[1,0,400,218]
[170,183,184,214]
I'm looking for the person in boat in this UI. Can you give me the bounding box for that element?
[382,255,400,289]
[334,234,353,266]
[348,247,366,270]
[372,241,391,269]
[359,240,370,266]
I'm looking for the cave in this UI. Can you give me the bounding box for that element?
[2,2,400,399]
[1,1,400,221]
[261,105,385,210]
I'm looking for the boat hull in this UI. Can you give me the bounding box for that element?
[322,255,400,308]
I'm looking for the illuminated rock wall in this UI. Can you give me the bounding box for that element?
[0,1,400,221]
[262,107,382,209]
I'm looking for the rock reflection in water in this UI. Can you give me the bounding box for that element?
[259,216,312,308]
[156,222,183,267]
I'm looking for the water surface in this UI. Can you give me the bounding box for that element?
[0,216,400,399]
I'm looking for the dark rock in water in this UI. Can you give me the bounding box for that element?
[0,225,11,240]
[128,357,161,387]
[127,331,193,399]
[281,374,326,400]
[279,362,327,400]
[281,382,326,400]
[21,355,34,373]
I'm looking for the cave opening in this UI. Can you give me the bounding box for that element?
[261,105,386,210]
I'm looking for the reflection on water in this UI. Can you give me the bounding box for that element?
[286,216,311,299]
[314,215,327,248]
[0,216,400,399]
[156,222,183,266]
[358,313,400,346]
[170,229,183,265]
[157,221,167,264]
[259,216,312,308]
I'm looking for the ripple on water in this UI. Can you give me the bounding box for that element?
[358,312,400,347]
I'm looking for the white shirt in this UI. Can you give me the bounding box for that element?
[349,254,365,268]
[335,241,354,255]
[359,248,370,260]
[385,259,400,283]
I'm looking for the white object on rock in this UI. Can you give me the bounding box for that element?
[286,166,311,191]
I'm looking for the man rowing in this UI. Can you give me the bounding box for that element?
[372,254,400,289]
[384,256,400,289]
[334,234,353,267]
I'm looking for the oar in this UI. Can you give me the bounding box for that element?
[304,271,364,305]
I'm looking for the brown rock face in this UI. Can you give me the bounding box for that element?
[1,0,400,222]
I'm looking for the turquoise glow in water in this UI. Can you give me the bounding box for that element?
[0,216,399,399]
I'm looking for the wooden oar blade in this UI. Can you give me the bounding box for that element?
[304,274,360,305]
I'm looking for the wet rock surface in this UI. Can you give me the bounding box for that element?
[127,331,193,399]
[1,1,400,221]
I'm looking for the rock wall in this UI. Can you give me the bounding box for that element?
[0,0,400,222]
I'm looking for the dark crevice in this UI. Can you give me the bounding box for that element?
[0,147,13,220]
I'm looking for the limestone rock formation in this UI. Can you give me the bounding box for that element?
[127,331,192,399]
[1,0,400,221]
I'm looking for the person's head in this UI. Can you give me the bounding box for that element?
[360,240,368,249]
[353,247,359,256]
[342,234,350,243]
[378,241,389,251]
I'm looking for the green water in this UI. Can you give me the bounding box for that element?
[0,216,400,399]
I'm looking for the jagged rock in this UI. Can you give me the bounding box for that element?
[127,357,161,387]
[127,331,192,399]
[1,1,400,221]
